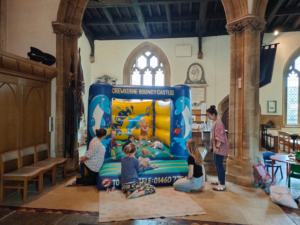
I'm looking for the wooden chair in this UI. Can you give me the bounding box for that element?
[36,144,67,178]
[19,146,57,187]
[81,127,87,145]
[0,150,43,203]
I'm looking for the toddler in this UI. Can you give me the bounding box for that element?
[139,117,149,145]
[138,149,159,170]
[148,136,164,150]
[111,131,123,150]
[122,134,137,151]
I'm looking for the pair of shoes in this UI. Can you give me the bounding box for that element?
[126,189,139,199]
[65,176,76,187]
[212,185,226,191]
[190,187,203,193]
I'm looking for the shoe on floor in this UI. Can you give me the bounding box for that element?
[126,189,139,199]
[65,177,76,187]
[190,187,203,193]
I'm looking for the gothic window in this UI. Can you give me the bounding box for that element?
[131,52,165,87]
[286,55,300,125]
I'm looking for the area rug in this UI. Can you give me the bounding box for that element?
[99,187,206,222]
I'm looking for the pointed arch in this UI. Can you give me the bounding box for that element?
[123,42,170,86]
[283,47,300,127]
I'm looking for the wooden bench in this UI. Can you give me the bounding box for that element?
[20,146,57,187]
[36,143,67,178]
[0,150,43,203]
[278,131,300,153]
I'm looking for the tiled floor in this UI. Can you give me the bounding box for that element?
[0,147,299,225]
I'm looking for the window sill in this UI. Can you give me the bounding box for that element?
[284,125,300,128]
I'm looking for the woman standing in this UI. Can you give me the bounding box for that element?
[120,143,156,199]
[65,128,107,186]
[173,139,205,192]
[206,105,229,191]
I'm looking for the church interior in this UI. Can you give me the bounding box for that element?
[1,0,300,224]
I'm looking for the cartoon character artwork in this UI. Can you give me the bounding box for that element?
[173,97,192,150]
[88,94,111,149]
[123,112,150,136]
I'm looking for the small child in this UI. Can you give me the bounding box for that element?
[122,134,137,152]
[139,117,149,145]
[138,149,159,170]
[148,136,164,150]
[111,131,123,150]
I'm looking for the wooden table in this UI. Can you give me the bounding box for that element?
[270,155,300,181]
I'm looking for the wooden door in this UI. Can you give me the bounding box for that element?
[22,79,46,148]
[222,108,229,131]
[0,74,22,152]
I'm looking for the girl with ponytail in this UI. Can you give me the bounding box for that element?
[206,105,229,191]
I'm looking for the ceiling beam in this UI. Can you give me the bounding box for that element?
[116,7,122,19]
[197,0,208,59]
[81,22,95,60]
[85,13,225,26]
[266,0,285,25]
[86,0,220,8]
[293,17,300,29]
[102,8,120,36]
[189,3,192,15]
[157,5,161,16]
[93,8,102,19]
[85,9,94,20]
[126,7,131,18]
[276,7,300,16]
[165,4,172,36]
[148,5,152,17]
[94,28,227,41]
[178,4,181,15]
[132,0,149,38]
[86,0,132,8]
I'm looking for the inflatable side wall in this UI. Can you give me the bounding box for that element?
[155,101,170,147]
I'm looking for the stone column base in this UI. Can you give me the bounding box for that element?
[225,155,254,187]
[226,173,254,187]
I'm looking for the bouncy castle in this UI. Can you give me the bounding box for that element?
[86,82,192,190]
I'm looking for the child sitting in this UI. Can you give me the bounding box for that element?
[148,136,164,150]
[111,131,123,150]
[139,117,149,145]
[122,134,137,152]
[138,149,159,170]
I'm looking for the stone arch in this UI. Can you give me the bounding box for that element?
[123,42,171,86]
[282,47,300,127]
[218,95,229,118]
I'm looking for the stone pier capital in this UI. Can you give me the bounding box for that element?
[226,14,266,34]
[52,21,83,38]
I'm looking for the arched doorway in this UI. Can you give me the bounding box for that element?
[222,108,229,131]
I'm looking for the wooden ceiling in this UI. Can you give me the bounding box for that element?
[82,0,300,56]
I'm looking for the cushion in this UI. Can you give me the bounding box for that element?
[270,185,298,209]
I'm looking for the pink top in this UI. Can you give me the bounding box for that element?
[211,118,229,156]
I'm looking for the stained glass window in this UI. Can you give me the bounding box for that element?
[131,51,165,102]
[287,56,300,125]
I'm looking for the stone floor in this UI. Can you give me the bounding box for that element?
[0,146,299,224]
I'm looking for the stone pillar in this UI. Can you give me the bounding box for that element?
[225,15,266,187]
[52,21,83,172]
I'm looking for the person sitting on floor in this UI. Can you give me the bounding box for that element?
[120,143,156,199]
[122,134,136,152]
[65,128,107,187]
[138,149,159,170]
[147,136,164,150]
[173,139,205,192]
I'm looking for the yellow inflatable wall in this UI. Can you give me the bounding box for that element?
[112,101,153,140]
[155,101,170,147]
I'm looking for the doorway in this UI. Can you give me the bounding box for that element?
[222,108,229,131]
